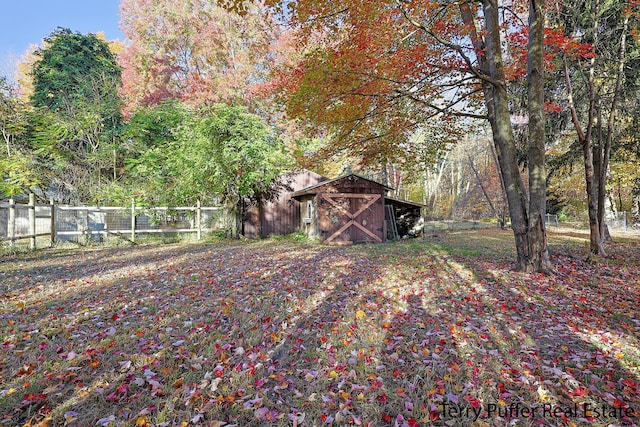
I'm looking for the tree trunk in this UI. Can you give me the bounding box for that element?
[483,0,532,270]
[594,107,612,243]
[617,178,623,212]
[462,0,551,272]
[586,0,607,256]
[633,179,640,226]
[582,139,605,255]
[489,141,508,229]
[599,13,630,244]
[574,124,605,256]
[562,55,605,256]
[380,163,389,187]
[527,0,552,272]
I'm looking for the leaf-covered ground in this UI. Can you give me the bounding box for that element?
[1,229,639,426]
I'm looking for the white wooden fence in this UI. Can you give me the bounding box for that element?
[0,197,228,250]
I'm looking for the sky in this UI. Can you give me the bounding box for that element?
[0,0,124,79]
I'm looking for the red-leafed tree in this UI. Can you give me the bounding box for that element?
[267,0,552,272]
[118,0,278,114]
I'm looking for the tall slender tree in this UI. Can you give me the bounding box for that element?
[548,0,639,256]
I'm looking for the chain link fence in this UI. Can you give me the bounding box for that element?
[54,206,229,242]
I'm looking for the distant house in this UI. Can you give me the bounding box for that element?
[241,170,424,244]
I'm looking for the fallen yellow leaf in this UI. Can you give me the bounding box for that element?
[537,385,551,402]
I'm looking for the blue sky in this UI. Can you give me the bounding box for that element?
[1,0,124,78]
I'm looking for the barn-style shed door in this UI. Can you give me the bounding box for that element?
[319,193,383,244]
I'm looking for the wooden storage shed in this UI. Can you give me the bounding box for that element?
[241,169,327,238]
[291,173,391,244]
[385,196,425,239]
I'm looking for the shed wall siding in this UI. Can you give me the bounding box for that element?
[243,170,326,238]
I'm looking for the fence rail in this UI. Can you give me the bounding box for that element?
[1,198,228,250]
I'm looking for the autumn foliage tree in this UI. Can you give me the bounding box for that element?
[118,0,278,113]
[268,0,552,271]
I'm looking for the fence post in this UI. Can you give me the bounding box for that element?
[50,198,56,247]
[29,193,36,250]
[131,198,136,242]
[196,200,202,241]
[8,198,15,249]
[85,207,89,244]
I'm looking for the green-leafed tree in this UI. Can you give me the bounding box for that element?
[28,28,122,203]
[107,102,291,209]
[179,104,292,208]
[107,101,191,206]
[30,28,121,112]
[0,76,40,197]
